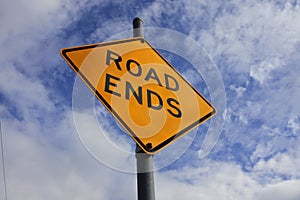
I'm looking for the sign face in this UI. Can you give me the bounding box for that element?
[60,37,216,154]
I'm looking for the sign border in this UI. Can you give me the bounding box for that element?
[60,37,216,154]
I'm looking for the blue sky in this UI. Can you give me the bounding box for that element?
[1,0,300,199]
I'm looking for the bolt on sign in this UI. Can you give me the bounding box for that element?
[60,37,216,154]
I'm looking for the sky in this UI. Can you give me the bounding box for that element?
[1,0,300,199]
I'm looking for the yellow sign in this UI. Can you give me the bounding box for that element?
[60,37,216,154]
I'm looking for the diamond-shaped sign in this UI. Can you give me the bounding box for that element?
[60,37,216,154]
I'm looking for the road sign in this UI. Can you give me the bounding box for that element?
[60,37,216,154]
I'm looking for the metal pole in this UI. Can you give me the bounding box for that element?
[0,121,8,200]
[133,17,144,38]
[133,17,155,200]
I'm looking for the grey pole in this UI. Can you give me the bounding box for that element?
[132,17,155,200]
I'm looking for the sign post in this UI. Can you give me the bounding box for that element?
[133,17,156,200]
[60,16,216,200]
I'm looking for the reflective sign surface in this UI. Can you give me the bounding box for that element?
[61,37,216,154]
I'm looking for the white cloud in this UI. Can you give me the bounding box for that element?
[256,180,300,200]
[0,0,61,38]
[157,161,257,200]
[287,114,300,135]
[0,0,110,77]
[196,0,300,74]
[0,64,55,120]
[157,160,300,200]
[0,1,134,199]
[253,147,300,179]
[250,60,280,85]
[229,85,246,97]
[1,112,136,200]
[188,0,300,164]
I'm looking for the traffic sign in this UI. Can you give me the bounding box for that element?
[60,37,216,154]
